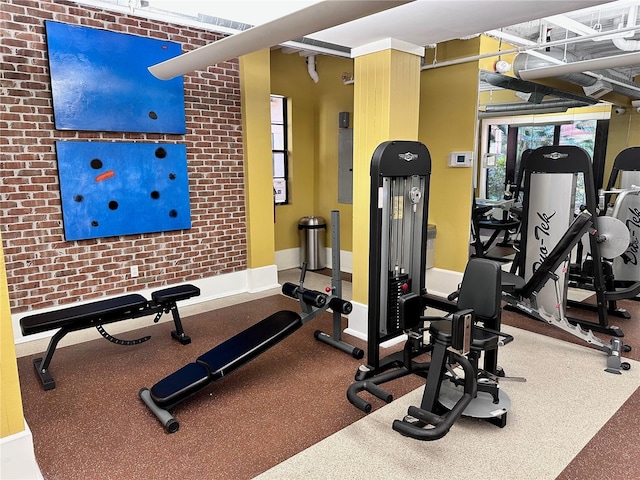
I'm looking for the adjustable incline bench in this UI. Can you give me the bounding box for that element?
[139,266,356,433]
[20,284,200,390]
[501,211,632,374]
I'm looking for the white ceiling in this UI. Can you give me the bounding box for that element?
[143,0,613,49]
[84,0,640,102]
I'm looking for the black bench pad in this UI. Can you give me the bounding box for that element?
[152,284,200,304]
[20,294,147,336]
[150,310,302,408]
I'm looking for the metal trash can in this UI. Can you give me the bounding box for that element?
[426,224,436,269]
[298,216,326,270]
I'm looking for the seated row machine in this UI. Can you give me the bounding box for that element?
[348,257,514,440]
[346,141,513,440]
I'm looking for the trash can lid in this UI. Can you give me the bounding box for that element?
[298,215,327,226]
[298,216,326,228]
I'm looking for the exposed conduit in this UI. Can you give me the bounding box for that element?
[613,6,640,51]
[307,55,319,83]
[421,23,640,71]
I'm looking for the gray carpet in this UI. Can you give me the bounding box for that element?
[257,324,640,480]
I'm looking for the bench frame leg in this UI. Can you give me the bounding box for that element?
[139,388,179,433]
[168,303,191,345]
[30,299,193,391]
[33,328,69,390]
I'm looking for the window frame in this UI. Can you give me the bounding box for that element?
[271,95,289,205]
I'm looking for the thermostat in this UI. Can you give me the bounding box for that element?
[449,151,473,167]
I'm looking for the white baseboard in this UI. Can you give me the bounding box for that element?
[0,421,43,480]
[344,300,368,340]
[426,267,463,298]
[275,248,352,274]
[12,267,280,347]
[275,248,300,271]
[246,264,279,293]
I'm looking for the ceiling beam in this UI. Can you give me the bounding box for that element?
[148,0,413,80]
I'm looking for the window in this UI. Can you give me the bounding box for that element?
[271,95,288,205]
[484,119,600,210]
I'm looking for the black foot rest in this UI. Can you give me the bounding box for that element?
[20,294,148,336]
[150,310,302,408]
[152,285,200,304]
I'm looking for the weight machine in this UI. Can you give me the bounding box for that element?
[347,141,514,440]
[602,147,640,295]
[509,145,627,337]
[564,147,640,316]
[355,140,432,380]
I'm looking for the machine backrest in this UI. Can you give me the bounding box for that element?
[457,258,502,324]
[605,146,640,191]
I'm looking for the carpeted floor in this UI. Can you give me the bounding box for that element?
[16,293,421,480]
[15,277,640,479]
[256,324,640,480]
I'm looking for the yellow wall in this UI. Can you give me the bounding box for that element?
[419,39,481,273]
[1,232,24,438]
[314,56,355,251]
[270,51,355,253]
[240,49,276,268]
[605,107,640,183]
[270,51,318,252]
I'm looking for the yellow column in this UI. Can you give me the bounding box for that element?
[239,49,276,269]
[1,231,25,438]
[351,40,423,309]
[420,39,481,273]
[605,108,640,181]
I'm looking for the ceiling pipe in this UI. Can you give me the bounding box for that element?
[421,23,640,72]
[478,106,570,118]
[613,6,640,51]
[513,50,596,86]
[306,55,319,83]
[482,99,587,113]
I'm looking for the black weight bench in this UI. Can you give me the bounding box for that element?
[140,310,302,433]
[20,284,200,390]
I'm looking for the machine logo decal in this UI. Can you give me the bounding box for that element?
[532,210,556,273]
[399,152,418,162]
[543,152,569,160]
[622,206,640,265]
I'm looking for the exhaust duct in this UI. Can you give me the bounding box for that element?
[513,50,640,100]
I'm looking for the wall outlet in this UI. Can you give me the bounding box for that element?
[130,265,139,277]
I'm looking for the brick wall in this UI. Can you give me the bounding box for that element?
[1,0,247,313]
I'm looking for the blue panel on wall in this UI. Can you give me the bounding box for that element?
[56,141,191,241]
[46,21,186,134]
